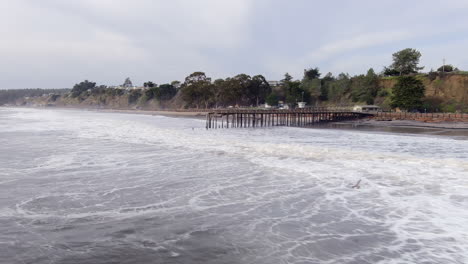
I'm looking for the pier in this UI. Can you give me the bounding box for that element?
[205,108,373,129]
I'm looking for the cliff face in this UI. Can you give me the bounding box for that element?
[35,91,184,110]
[379,74,468,105]
[7,74,468,112]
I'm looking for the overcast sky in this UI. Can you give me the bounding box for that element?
[1,0,468,88]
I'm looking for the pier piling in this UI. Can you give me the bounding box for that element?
[205,108,372,129]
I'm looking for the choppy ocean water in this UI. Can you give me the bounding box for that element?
[0,107,467,264]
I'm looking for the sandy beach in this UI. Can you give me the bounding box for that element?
[5,106,210,119]
[4,106,468,135]
[88,108,468,130]
[89,108,209,119]
[351,118,468,129]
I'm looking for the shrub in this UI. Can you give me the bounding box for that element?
[428,71,438,81]
[391,76,425,111]
[265,93,278,106]
[437,64,454,72]
[128,90,142,104]
[377,90,389,97]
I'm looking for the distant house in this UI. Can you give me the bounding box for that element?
[353,105,381,112]
[267,80,281,87]
[297,102,306,108]
[172,82,182,89]
[131,86,145,90]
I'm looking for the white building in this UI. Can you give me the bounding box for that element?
[267,80,281,87]
[353,105,381,112]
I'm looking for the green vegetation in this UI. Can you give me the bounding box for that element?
[0,89,70,105]
[122,77,133,88]
[327,73,351,102]
[391,76,425,111]
[377,89,389,97]
[350,68,379,104]
[180,72,214,109]
[385,48,424,76]
[437,64,457,72]
[266,93,278,106]
[422,97,468,113]
[381,76,399,80]
[2,48,467,112]
[180,72,271,108]
[128,90,142,104]
[145,84,177,101]
[71,80,96,97]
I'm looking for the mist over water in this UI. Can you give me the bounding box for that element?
[1,108,467,264]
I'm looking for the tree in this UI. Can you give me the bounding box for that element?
[0,89,70,105]
[128,89,142,104]
[327,73,351,102]
[282,73,293,83]
[350,75,365,102]
[231,74,253,106]
[144,81,156,88]
[391,76,425,110]
[285,81,306,105]
[180,72,213,108]
[301,68,321,103]
[250,75,271,106]
[122,77,133,88]
[279,73,295,104]
[71,80,96,97]
[265,93,278,106]
[219,77,240,106]
[301,79,320,103]
[211,79,224,107]
[158,84,177,100]
[303,67,321,80]
[145,86,158,100]
[319,72,335,101]
[437,64,455,72]
[351,68,379,104]
[382,66,400,77]
[363,68,379,104]
[389,48,424,75]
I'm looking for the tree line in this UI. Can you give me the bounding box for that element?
[180,72,271,108]
[0,89,70,105]
[175,48,462,111]
[69,79,179,105]
[60,48,467,112]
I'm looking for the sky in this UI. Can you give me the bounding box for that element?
[1,0,468,89]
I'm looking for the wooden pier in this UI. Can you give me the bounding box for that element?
[205,109,373,129]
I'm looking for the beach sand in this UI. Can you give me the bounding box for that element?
[349,118,468,129]
[4,106,468,137]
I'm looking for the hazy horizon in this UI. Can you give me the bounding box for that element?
[2,0,468,89]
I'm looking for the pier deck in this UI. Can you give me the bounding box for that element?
[205,109,373,129]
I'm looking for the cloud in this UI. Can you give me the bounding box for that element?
[0,0,254,87]
[1,0,468,88]
[305,31,412,63]
[263,30,411,79]
[25,0,253,49]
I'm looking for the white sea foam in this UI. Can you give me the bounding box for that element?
[1,107,467,264]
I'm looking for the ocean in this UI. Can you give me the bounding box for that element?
[0,107,467,264]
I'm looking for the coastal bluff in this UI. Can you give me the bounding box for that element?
[377,73,468,109]
[3,73,468,112]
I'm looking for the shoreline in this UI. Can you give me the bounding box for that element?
[342,118,468,130]
[324,119,468,138]
[84,108,208,119]
[3,106,468,134]
[2,105,209,119]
